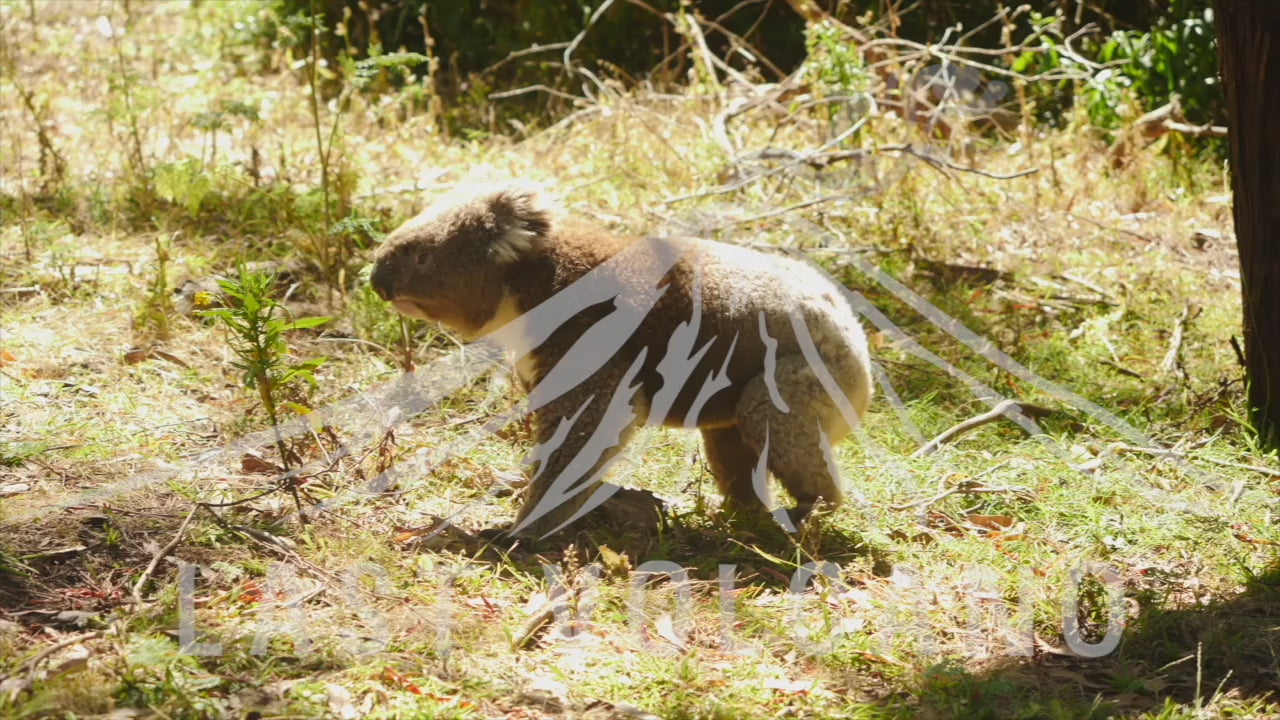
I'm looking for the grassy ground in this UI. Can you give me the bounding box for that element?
[2,1,1279,718]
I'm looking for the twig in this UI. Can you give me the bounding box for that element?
[913,399,1054,458]
[699,12,787,80]
[1100,359,1143,379]
[1110,444,1280,479]
[4,631,103,684]
[889,478,1033,512]
[1229,336,1247,368]
[665,140,1034,206]
[1055,272,1115,303]
[489,84,588,102]
[1161,120,1228,138]
[480,41,571,77]
[1160,303,1191,375]
[563,0,618,69]
[197,484,282,508]
[1073,213,1159,244]
[895,145,1038,180]
[680,7,722,93]
[513,591,573,650]
[130,505,198,606]
[728,195,847,225]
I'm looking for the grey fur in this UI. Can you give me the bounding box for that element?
[370,184,875,538]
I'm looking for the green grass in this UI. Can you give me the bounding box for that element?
[1,1,1277,719]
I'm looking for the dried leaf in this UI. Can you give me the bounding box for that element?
[967,514,1016,531]
[241,453,282,474]
[380,667,424,695]
[653,613,688,652]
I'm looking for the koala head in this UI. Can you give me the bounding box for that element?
[370,183,555,338]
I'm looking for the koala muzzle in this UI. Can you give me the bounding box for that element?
[369,260,396,301]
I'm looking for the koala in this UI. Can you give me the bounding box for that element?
[370,183,874,539]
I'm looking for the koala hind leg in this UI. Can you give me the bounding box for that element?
[734,353,869,521]
[511,357,650,539]
[701,426,766,516]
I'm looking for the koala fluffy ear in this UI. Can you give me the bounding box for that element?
[486,184,556,263]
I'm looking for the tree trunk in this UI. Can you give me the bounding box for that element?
[1213,0,1280,450]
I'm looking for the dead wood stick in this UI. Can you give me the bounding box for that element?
[513,591,574,650]
[130,505,198,606]
[728,195,847,225]
[1110,444,1280,479]
[563,0,618,69]
[913,399,1054,458]
[6,631,103,683]
[889,478,1032,512]
[1160,303,1192,375]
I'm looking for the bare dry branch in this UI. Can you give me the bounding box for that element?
[913,399,1054,458]
[1111,444,1280,479]
[130,505,198,607]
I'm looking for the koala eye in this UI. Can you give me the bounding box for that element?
[416,252,430,266]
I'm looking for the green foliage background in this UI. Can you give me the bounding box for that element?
[273,0,1223,134]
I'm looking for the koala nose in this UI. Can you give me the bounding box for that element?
[369,261,394,301]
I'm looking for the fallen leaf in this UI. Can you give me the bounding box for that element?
[241,453,282,474]
[967,514,1016,531]
[151,349,189,368]
[380,667,424,695]
[653,613,688,652]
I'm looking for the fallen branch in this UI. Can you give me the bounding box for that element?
[4,630,103,685]
[913,399,1054,458]
[1110,444,1280,479]
[489,84,588,103]
[665,141,1034,206]
[727,195,847,226]
[130,505,198,606]
[1162,120,1229,138]
[889,478,1033,512]
[895,145,1039,180]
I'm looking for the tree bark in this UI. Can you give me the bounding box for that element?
[1213,0,1280,449]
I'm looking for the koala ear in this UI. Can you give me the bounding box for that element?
[486,184,556,263]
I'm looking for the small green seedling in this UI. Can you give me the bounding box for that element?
[199,265,330,521]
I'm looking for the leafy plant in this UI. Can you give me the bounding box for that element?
[153,159,215,216]
[199,266,330,518]
[285,6,428,294]
[1094,0,1220,125]
[1013,1,1222,144]
[802,19,872,141]
[134,234,176,341]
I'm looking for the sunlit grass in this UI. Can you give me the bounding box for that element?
[0,1,1276,718]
